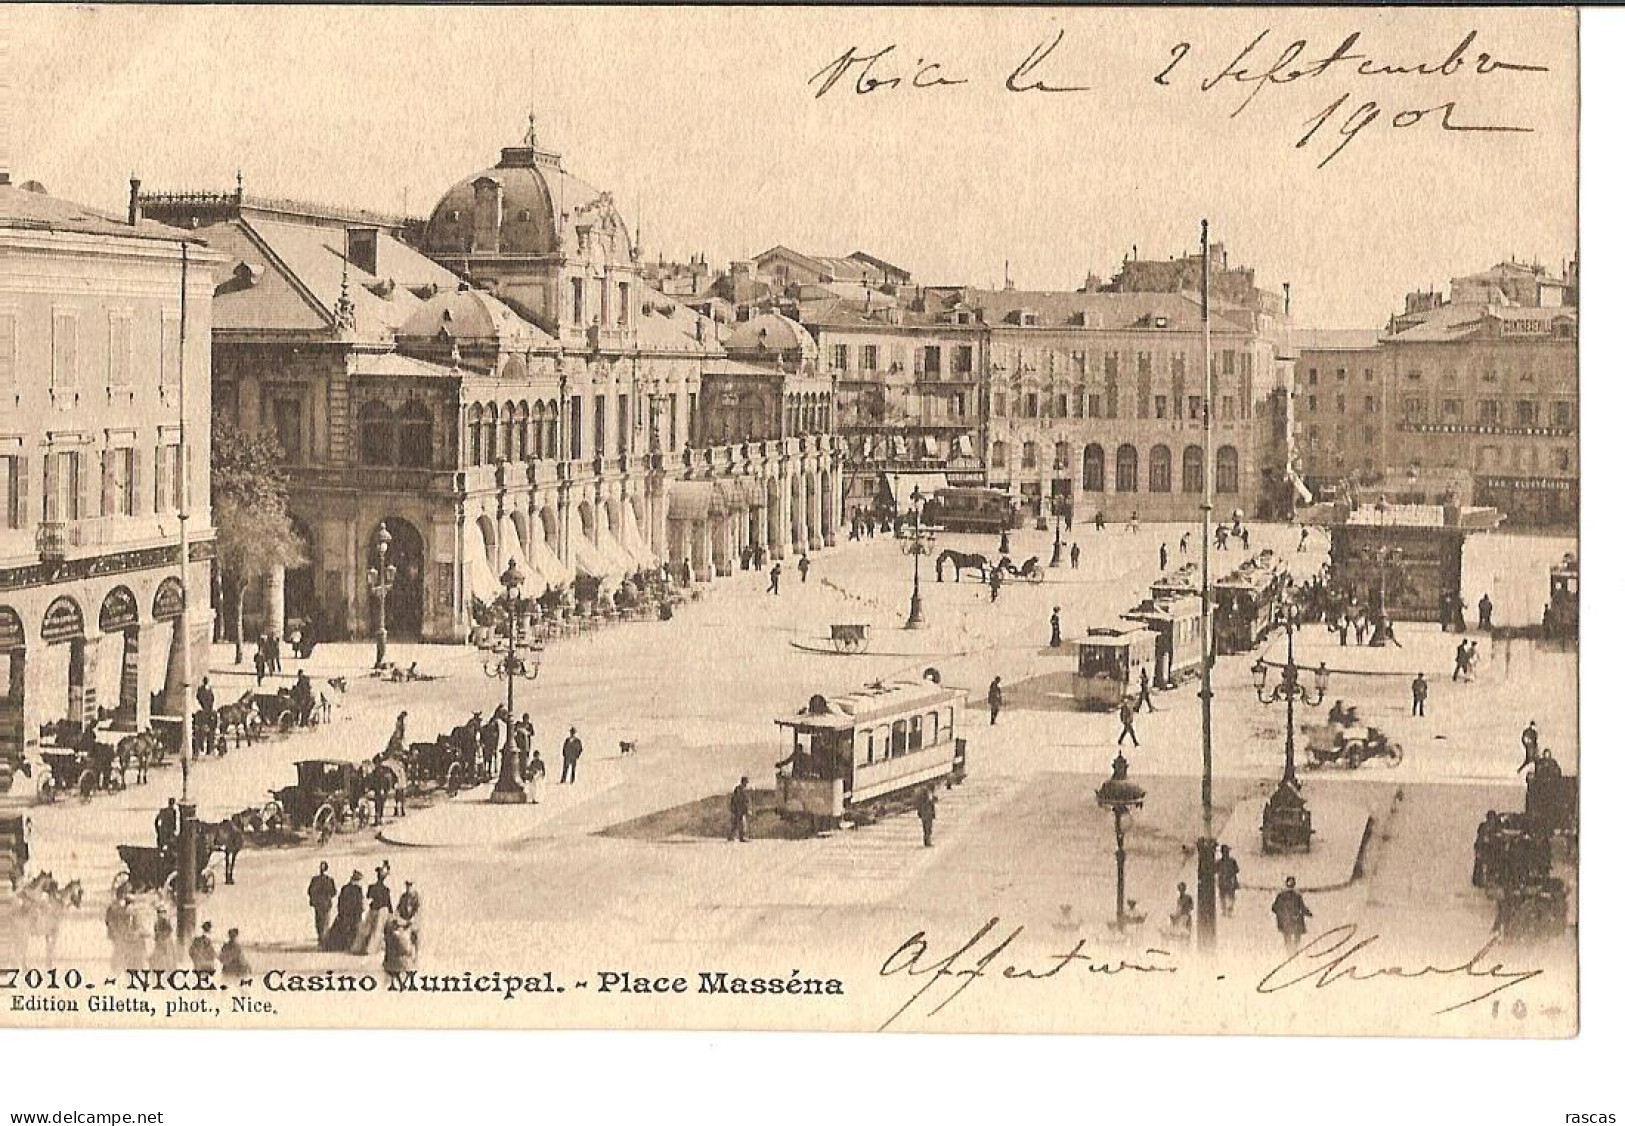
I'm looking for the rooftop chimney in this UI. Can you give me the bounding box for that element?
[128,178,142,226]
[1282,281,1291,319]
[346,227,379,276]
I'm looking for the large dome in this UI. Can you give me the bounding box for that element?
[724,312,816,359]
[422,142,561,258]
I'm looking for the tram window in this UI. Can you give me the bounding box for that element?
[926,711,939,746]
[864,729,876,766]
[892,720,909,756]
[944,708,953,741]
[909,716,923,752]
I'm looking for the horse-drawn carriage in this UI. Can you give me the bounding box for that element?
[934,550,1045,584]
[113,842,216,898]
[35,732,124,802]
[405,724,489,795]
[829,624,871,655]
[1301,706,1404,770]
[262,759,368,842]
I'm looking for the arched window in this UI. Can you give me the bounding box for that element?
[467,403,485,466]
[399,401,434,469]
[1182,445,1204,493]
[500,402,516,462]
[1148,445,1172,493]
[1081,443,1105,491]
[1115,444,1139,493]
[484,401,498,465]
[1021,441,1038,469]
[1216,445,1240,494]
[990,441,1007,469]
[516,402,532,460]
[358,400,395,467]
[542,401,559,460]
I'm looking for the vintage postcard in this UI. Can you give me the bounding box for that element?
[0,5,1579,1036]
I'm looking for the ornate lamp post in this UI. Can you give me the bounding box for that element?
[1049,496,1065,568]
[1254,595,1329,853]
[1362,498,1403,645]
[903,485,932,629]
[481,558,542,804]
[366,522,397,670]
[1095,752,1147,931]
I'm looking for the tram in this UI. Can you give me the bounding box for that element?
[1544,553,1578,640]
[1073,624,1158,710]
[921,487,1024,534]
[1213,553,1286,655]
[1123,596,1204,687]
[775,671,968,830]
[1150,563,1201,602]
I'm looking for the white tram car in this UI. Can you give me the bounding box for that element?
[775,671,968,829]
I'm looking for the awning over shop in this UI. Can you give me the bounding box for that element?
[952,434,976,459]
[717,477,765,510]
[572,533,615,579]
[667,480,724,522]
[921,436,941,458]
[1286,468,1314,505]
[462,539,504,605]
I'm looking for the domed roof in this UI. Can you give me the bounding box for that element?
[422,143,561,259]
[724,312,816,358]
[398,285,557,350]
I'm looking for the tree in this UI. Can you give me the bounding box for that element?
[211,412,307,663]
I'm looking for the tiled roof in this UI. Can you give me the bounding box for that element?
[1382,303,1577,343]
[1295,329,1381,352]
[351,352,461,380]
[0,184,205,243]
[965,288,1251,333]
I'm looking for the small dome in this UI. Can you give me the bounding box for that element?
[724,311,816,359]
[398,285,553,350]
[422,143,561,259]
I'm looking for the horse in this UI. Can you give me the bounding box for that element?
[199,817,246,886]
[17,872,84,964]
[936,549,990,583]
[115,730,160,785]
[215,690,261,747]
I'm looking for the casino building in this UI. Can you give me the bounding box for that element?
[140,126,840,643]
[1,175,217,789]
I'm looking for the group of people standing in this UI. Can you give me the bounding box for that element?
[308,860,422,972]
[105,895,252,979]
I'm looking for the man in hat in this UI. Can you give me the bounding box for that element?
[917,786,938,848]
[1216,844,1241,917]
[987,677,1003,726]
[1411,672,1428,717]
[728,776,751,843]
[220,927,251,978]
[798,554,811,583]
[1134,667,1157,713]
[1070,542,1080,569]
[307,861,337,944]
[1520,721,1541,773]
[560,726,584,784]
[1270,877,1313,950]
[397,879,422,926]
[189,921,218,973]
[768,562,782,596]
[1117,697,1140,747]
[1478,592,1494,632]
[155,797,179,852]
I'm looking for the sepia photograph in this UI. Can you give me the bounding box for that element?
[0,0,1591,1067]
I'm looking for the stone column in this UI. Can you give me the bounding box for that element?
[790,483,805,554]
[808,473,825,551]
[67,635,100,729]
[716,514,734,577]
[669,519,690,575]
[694,518,715,582]
[265,564,286,639]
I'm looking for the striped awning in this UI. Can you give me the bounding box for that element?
[667,480,724,522]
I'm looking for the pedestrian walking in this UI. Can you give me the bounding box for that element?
[220,927,251,978]
[1352,612,1368,647]
[1270,878,1312,949]
[1478,592,1495,632]
[728,776,751,842]
[322,871,365,952]
[1049,606,1063,648]
[1069,542,1080,569]
[525,752,546,802]
[560,726,583,784]
[1179,532,1190,555]
[189,921,218,973]
[798,554,810,583]
[1169,882,1194,934]
[1520,721,1540,773]
[1465,639,1479,678]
[1129,510,1140,534]
[352,866,392,955]
[150,908,177,972]
[987,677,1003,726]
[917,787,937,847]
[104,893,135,973]
[1159,543,1168,571]
[1411,672,1428,717]
[1117,697,1140,747]
[1298,527,1310,553]
[999,528,1011,556]
[382,915,419,974]
[397,880,422,927]
[768,562,781,595]
[1217,844,1240,917]
[1241,528,1250,550]
[1134,667,1157,713]
[308,861,337,945]
[1336,614,1350,647]
[989,567,1003,603]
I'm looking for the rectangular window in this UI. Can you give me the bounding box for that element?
[1365,368,1375,383]
[1363,426,1376,444]
[160,314,180,386]
[862,345,878,371]
[992,392,1006,418]
[953,345,973,374]
[687,393,698,447]
[1307,368,1318,385]
[1188,396,1202,421]
[570,396,583,459]
[593,395,606,457]
[1441,399,1462,422]
[1403,397,1425,423]
[1154,395,1168,419]
[1336,394,1346,414]
[1477,399,1502,426]
[1137,352,1152,377]
[1222,350,1235,375]
[922,346,941,378]
[1222,396,1235,420]
[1365,395,1376,414]
[668,394,679,452]
[1024,393,1038,418]
[1171,353,1186,380]
[272,398,303,463]
[617,394,629,453]
[617,282,631,327]
[1554,448,1571,471]
[52,312,78,388]
[44,451,84,522]
[831,344,848,371]
[1057,394,1069,419]
[571,278,585,325]
[1551,401,1573,429]
[1307,395,1318,412]
[102,446,135,517]
[107,312,132,387]
[0,310,15,387]
[1336,367,1347,382]
[1088,393,1102,419]
[0,455,23,530]
[1104,353,1119,380]
[1516,400,1537,426]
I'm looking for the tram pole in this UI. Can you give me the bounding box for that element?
[174,239,198,942]
[1195,220,1217,952]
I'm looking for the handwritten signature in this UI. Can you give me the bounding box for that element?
[808,26,1548,169]
[1257,923,1544,1016]
[876,916,1177,1031]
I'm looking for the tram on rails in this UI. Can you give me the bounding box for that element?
[775,671,968,831]
[1123,595,1204,687]
[1074,624,1158,710]
[1544,553,1578,640]
[1213,552,1286,655]
[1150,563,1201,602]
[920,487,1024,535]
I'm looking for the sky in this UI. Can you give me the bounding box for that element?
[2,5,1577,328]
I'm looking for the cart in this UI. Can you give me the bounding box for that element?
[830,624,871,655]
[113,842,215,897]
[261,759,367,843]
[1302,721,1404,770]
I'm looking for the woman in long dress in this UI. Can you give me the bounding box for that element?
[351,869,392,955]
[324,872,365,952]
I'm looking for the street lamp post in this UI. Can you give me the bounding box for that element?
[1049,499,1064,569]
[1195,219,1217,950]
[904,485,930,630]
[366,523,397,670]
[1095,752,1147,931]
[1254,595,1329,853]
[482,558,542,804]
